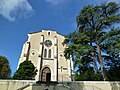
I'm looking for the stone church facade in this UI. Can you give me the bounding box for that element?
[18,30,74,82]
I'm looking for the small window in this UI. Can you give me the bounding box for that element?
[48,49,51,58]
[48,32,50,36]
[44,49,47,58]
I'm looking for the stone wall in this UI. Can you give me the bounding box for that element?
[30,81,120,90]
[0,80,35,90]
[60,81,120,90]
[0,80,120,90]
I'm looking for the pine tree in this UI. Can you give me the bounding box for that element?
[13,60,37,80]
[64,2,120,81]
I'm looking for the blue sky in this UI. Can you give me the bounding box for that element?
[0,0,119,76]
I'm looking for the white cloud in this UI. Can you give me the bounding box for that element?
[0,0,34,21]
[106,0,120,3]
[45,0,65,5]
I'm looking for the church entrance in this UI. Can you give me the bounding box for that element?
[41,67,51,82]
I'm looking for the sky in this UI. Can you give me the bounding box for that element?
[0,0,119,76]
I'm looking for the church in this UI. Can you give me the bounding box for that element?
[0,30,118,90]
[18,30,74,82]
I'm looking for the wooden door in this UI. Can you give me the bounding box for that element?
[41,67,51,82]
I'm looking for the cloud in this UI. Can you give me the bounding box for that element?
[0,0,34,21]
[106,0,120,3]
[45,0,65,5]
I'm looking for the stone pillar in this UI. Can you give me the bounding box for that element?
[36,35,44,81]
[70,56,74,81]
[24,42,30,57]
[28,34,31,42]
[18,34,31,69]
[67,59,71,76]
[54,37,58,81]
[17,42,30,69]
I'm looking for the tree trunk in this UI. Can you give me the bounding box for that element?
[90,41,98,73]
[96,44,108,81]
[93,52,98,73]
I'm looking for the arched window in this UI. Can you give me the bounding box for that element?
[44,49,47,58]
[48,32,50,36]
[48,49,51,58]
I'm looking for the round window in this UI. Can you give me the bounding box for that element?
[44,40,52,47]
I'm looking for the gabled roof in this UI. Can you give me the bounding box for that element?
[28,30,65,37]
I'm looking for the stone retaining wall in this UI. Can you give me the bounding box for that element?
[0,80,35,90]
[0,80,119,90]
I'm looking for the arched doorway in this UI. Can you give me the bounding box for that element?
[41,67,51,82]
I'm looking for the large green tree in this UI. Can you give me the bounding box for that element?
[0,56,11,79]
[102,29,120,80]
[13,60,37,80]
[64,2,120,81]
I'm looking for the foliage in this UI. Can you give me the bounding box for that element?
[107,65,120,81]
[13,60,37,80]
[75,70,103,81]
[102,28,120,68]
[0,56,11,79]
[64,2,120,81]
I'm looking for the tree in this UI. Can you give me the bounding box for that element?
[13,60,37,80]
[64,2,120,81]
[102,28,120,68]
[0,56,11,79]
[64,31,99,81]
[107,65,120,81]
